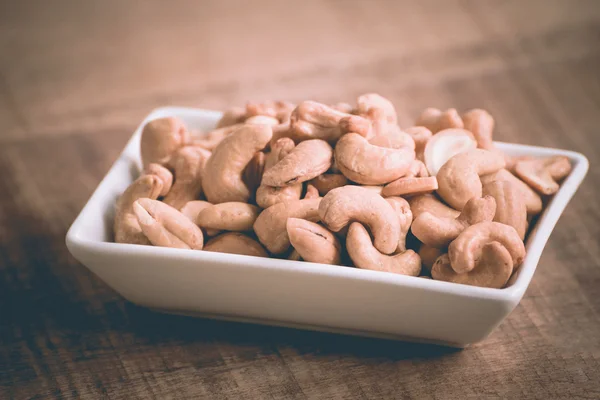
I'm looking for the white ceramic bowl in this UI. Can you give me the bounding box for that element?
[66,107,589,347]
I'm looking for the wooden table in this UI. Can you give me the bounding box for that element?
[1,1,599,398]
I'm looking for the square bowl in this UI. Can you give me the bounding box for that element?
[66,107,589,347]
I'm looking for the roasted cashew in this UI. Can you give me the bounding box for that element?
[423,128,477,176]
[261,139,333,187]
[204,232,268,257]
[163,146,211,210]
[386,196,413,253]
[132,198,204,250]
[197,202,260,232]
[448,221,526,274]
[356,93,397,125]
[191,123,243,151]
[216,107,247,128]
[408,193,460,220]
[319,186,400,254]
[203,124,272,204]
[461,109,495,150]
[256,138,302,208]
[140,116,190,167]
[483,180,527,239]
[382,176,438,197]
[419,245,444,273]
[144,163,173,197]
[514,155,571,195]
[308,173,349,196]
[412,196,496,248]
[432,243,513,289]
[253,198,321,254]
[481,168,542,216]
[404,126,432,161]
[246,100,295,123]
[346,223,421,276]
[436,149,506,210]
[415,108,464,133]
[286,218,341,265]
[334,133,415,185]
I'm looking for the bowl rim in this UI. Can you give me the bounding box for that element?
[66,106,590,305]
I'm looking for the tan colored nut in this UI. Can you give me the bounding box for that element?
[203,124,272,204]
[179,200,220,237]
[423,128,477,176]
[216,107,247,128]
[290,101,370,143]
[432,244,513,289]
[197,202,260,232]
[330,102,354,113]
[356,93,397,125]
[192,124,243,151]
[144,163,173,197]
[346,223,422,276]
[163,146,210,210]
[256,138,303,208]
[261,139,333,187]
[253,198,321,254]
[319,186,400,254]
[204,232,268,257]
[339,115,374,139]
[140,117,190,167]
[437,149,506,210]
[245,115,280,126]
[132,198,204,250]
[404,126,433,161]
[514,155,571,195]
[419,245,444,273]
[242,151,266,195]
[246,100,295,123]
[308,173,349,196]
[114,175,164,245]
[448,221,526,274]
[483,180,527,239]
[408,194,460,220]
[368,123,415,151]
[382,176,438,197]
[386,196,413,253]
[335,133,415,185]
[481,169,543,216]
[461,109,495,150]
[412,196,496,248]
[415,108,464,133]
[304,184,320,199]
[286,218,341,265]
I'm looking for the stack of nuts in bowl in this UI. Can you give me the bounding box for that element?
[114,94,572,289]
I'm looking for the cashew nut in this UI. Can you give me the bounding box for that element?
[308,173,349,196]
[368,123,415,151]
[253,198,321,254]
[179,200,220,236]
[415,108,463,133]
[483,180,527,239]
[386,196,413,253]
[132,198,204,250]
[481,168,543,216]
[286,218,341,265]
[423,128,477,176]
[408,194,460,220]
[245,115,280,126]
[404,126,432,161]
[144,163,173,197]
[163,146,211,210]
[356,93,397,125]
[382,176,438,197]
[203,124,272,204]
[406,160,430,178]
[412,196,496,247]
[140,117,190,167]
[436,149,506,210]
[256,138,303,208]
[334,133,415,185]
[330,102,354,114]
[261,139,333,187]
[197,202,260,232]
[204,232,268,257]
[246,100,295,123]
[514,155,571,195]
[346,223,421,276]
[461,109,494,150]
[448,221,526,274]
[319,186,400,254]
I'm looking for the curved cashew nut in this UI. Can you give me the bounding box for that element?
[448,221,526,274]
[253,198,321,254]
[415,108,463,133]
[261,139,333,187]
[216,107,247,128]
[203,124,272,204]
[483,180,527,239]
[204,232,268,257]
[436,149,506,210]
[319,186,400,254]
[346,223,421,276]
[192,124,243,151]
[382,176,438,197]
[286,218,341,265]
[197,202,260,232]
[419,245,444,273]
[256,138,303,208]
[144,163,173,197]
[461,109,495,150]
[404,126,432,161]
[356,93,397,125]
[423,128,477,176]
[408,193,460,220]
[412,195,496,247]
[386,196,413,253]
[514,155,571,195]
[246,100,295,123]
[132,198,204,250]
[334,133,415,185]
[140,117,190,167]
[432,243,513,289]
[308,173,349,196]
[163,146,211,210]
[481,168,542,215]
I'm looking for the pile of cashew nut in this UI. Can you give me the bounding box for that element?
[114,95,572,289]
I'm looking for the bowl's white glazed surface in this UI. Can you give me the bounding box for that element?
[66,107,589,347]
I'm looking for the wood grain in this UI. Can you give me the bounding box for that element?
[1,0,599,399]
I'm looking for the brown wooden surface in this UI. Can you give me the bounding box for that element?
[1,1,600,399]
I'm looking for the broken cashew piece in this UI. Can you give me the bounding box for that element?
[448,221,526,274]
[382,176,438,197]
[197,202,260,232]
[346,223,421,276]
[140,117,190,167]
[163,146,211,210]
[483,180,527,239]
[319,185,400,254]
[204,232,268,257]
[286,218,341,265]
[514,155,571,195]
[481,168,543,216]
[461,109,495,150]
[436,149,506,210]
[423,128,477,176]
[415,108,464,133]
